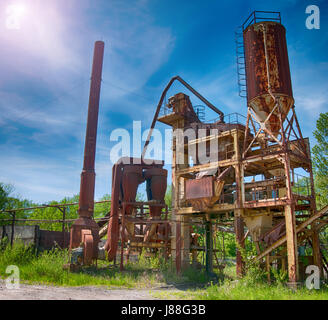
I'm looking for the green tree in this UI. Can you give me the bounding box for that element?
[27,194,111,231]
[0,183,33,224]
[292,176,310,197]
[28,195,79,231]
[164,184,172,211]
[312,112,328,209]
[94,194,111,218]
[0,183,13,211]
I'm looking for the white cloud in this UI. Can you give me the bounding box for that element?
[291,61,328,122]
[0,153,81,202]
[295,94,327,117]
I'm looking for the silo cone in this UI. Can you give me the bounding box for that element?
[143,168,167,242]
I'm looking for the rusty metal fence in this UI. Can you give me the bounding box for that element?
[0,200,110,249]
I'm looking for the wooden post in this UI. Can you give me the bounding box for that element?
[176,221,181,274]
[205,220,213,274]
[120,204,126,271]
[283,154,299,285]
[62,207,66,248]
[11,211,16,247]
[281,254,286,273]
[266,255,271,283]
[164,206,169,261]
[222,232,225,261]
[180,215,190,269]
[234,149,245,277]
[235,216,245,277]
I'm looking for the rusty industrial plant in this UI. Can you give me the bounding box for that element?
[61,11,328,288]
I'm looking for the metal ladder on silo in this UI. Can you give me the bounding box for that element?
[235,26,247,98]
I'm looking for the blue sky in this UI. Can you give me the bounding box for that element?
[0,0,327,203]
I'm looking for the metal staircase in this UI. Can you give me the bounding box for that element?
[255,204,328,261]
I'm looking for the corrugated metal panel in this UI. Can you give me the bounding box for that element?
[185,176,214,200]
[39,230,70,249]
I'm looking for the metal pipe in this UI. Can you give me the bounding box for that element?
[142,76,224,159]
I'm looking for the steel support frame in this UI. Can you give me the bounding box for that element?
[118,201,170,271]
[241,103,316,285]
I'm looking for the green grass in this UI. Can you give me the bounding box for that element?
[153,264,328,300]
[0,241,209,288]
[2,241,328,300]
[153,280,328,300]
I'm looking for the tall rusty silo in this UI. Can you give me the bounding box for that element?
[243,13,294,136]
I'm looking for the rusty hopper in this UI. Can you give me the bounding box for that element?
[243,21,294,136]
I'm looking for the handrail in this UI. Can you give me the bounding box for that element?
[0,200,111,214]
[242,11,281,31]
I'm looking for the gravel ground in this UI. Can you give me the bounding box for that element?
[0,280,177,300]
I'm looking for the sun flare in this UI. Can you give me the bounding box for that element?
[6,3,26,29]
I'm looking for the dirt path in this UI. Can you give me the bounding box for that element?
[0,280,178,300]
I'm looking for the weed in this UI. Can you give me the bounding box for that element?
[235,241,267,286]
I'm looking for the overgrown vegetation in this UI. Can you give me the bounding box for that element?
[1,238,328,299]
[153,247,328,300]
[0,183,33,224]
[312,112,328,209]
[153,254,328,300]
[156,280,328,300]
[0,241,210,288]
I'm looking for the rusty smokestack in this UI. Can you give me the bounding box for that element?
[78,40,105,218]
[70,41,104,257]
